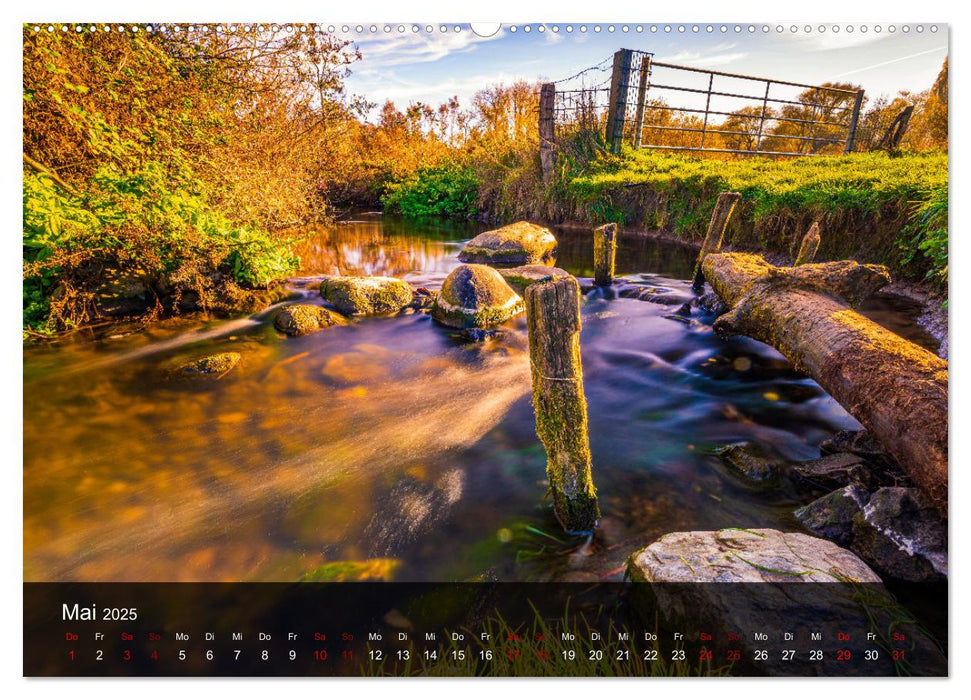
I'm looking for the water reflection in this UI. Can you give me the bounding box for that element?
[23,215,934,583]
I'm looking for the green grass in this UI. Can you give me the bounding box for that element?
[560,149,948,290]
[361,601,732,677]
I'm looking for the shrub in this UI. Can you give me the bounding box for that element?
[381,165,479,217]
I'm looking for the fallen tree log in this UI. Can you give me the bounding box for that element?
[702,252,948,516]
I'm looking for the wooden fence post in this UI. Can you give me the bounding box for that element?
[632,54,652,149]
[844,89,866,153]
[876,103,915,151]
[692,192,742,289]
[794,221,821,266]
[525,276,600,534]
[593,223,618,286]
[539,82,556,184]
[606,49,634,154]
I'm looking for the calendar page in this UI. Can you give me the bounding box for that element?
[21,19,949,679]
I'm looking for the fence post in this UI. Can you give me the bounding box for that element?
[539,82,556,184]
[692,192,742,290]
[843,89,865,154]
[877,103,915,151]
[632,54,652,149]
[606,49,634,154]
[525,276,600,534]
[593,223,618,286]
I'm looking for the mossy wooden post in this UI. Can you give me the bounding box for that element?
[691,191,741,290]
[794,222,821,266]
[593,223,618,287]
[525,276,600,534]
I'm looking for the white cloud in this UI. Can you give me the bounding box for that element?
[657,50,748,67]
[350,28,506,70]
[783,27,893,52]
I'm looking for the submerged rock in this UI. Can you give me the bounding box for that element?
[795,486,947,582]
[791,453,873,493]
[274,304,347,336]
[496,264,570,296]
[819,429,899,470]
[298,558,401,582]
[458,221,557,264]
[320,275,414,315]
[431,264,525,329]
[714,442,788,481]
[696,290,729,315]
[454,328,505,342]
[178,352,241,377]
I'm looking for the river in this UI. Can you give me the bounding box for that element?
[22,213,939,583]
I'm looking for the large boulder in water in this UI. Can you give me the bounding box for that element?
[626,528,945,675]
[458,222,557,264]
[496,264,570,296]
[274,304,347,336]
[431,264,525,329]
[628,528,879,584]
[320,276,413,315]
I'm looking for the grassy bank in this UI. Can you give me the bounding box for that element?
[559,150,947,290]
[378,147,946,292]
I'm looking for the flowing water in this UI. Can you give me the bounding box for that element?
[23,214,940,583]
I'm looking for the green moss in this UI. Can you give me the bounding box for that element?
[274,304,347,336]
[298,558,401,582]
[177,352,241,377]
[320,276,414,315]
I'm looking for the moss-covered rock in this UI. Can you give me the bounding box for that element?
[458,221,557,264]
[496,264,570,296]
[178,352,241,377]
[274,304,347,336]
[431,264,525,329]
[320,275,414,315]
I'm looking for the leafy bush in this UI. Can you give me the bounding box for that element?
[23,163,298,332]
[902,186,948,291]
[381,165,479,217]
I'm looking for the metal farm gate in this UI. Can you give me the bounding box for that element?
[543,48,865,159]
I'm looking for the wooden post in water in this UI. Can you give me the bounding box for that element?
[525,276,600,534]
[692,192,742,290]
[593,223,618,286]
[539,83,556,184]
[794,221,821,266]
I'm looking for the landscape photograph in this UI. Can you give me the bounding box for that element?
[22,21,948,675]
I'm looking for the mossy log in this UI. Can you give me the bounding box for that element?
[593,223,618,287]
[794,221,821,266]
[525,276,600,534]
[692,191,741,289]
[703,252,948,516]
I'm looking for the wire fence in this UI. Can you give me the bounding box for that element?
[546,49,865,158]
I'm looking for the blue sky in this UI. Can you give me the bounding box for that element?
[341,23,948,118]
